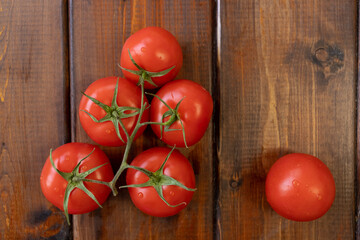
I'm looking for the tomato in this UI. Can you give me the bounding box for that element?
[125,147,195,217]
[120,27,183,89]
[79,77,149,147]
[40,143,113,216]
[265,153,335,221]
[150,79,213,147]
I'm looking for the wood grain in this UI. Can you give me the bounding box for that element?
[1,0,358,239]
[217,0,356,239]
[0,0,70,239]
[69,1,213,239]
[358,3,360,240]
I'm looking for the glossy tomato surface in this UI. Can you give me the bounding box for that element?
[126,147,195,217]
[120,27,183,89]
[40,143,113,214]
[150,79,213,147]
[265,153,335,221]
[79,77,149,146]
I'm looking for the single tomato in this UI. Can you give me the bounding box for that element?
[120,27,183,89]
[40,143,113,221]
[79,77,149,147]
[265,153,335,221]
[150,79,213,147]
[125,147,195,217]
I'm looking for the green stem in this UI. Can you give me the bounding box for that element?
[139,110,178,128]
[139,121,166,126]
[109,52,176,196]
[110,80,146,196]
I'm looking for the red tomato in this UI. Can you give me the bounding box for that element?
[126,147,195,217]
[79,77,149,147]
[40,143,113,215]
[120,27,183,89]
[265,153,335,221]
[150,79,213,147]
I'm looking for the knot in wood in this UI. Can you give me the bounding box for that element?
[229,172,242,190]
[315,48,328,62]
[311,41,344,74]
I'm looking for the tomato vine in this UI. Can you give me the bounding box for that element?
[81,51,193,202]
[41,27,214,223]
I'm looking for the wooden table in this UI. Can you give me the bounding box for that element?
[0,0,357,239]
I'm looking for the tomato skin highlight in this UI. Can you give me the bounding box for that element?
[120,27,183,89]
[79,77,149,147]
[265,153,335,221]
[126,147,195,217]
[40,143,114,214]
[150,79,213,147]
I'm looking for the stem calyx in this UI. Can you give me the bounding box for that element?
[49,148,110,225]
[119,147,196,207]
[81,78,140,143]
[118,49,175,87]
[148,93,188,148]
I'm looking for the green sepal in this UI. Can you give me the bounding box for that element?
[49,148,111,225]
[72,148,96,174]
[147,93,189,148]
[112,118,125,143]
[166,97,185,137]
[118,64,141,75]
[156,146,175,173]
[63,183,75,225]
[81,92,109,110]
[117,116,130,141]
[82,178,112,187]
[62,180,104,225]
[111,79,120,107]
[119,180,153,189]
[162,110,173,120]
[146,66,175,77]
[126,165,154,176]
[179,118,188,148]
[159,175,196,192]
[147,92,172,109]
[153,185,186,208]
[49,149,72,180]
[77,162,108,179]
[119,146,196,208]
[76,181,103,208]
[119,49,176,87]
[127,49,144,71]
[140,75,157,87]
[127,49,157,87]
[81,78,142,142]
[156,146,196,194]
[174,97,185,112]
[118,107,141,118]
[81,110,112,123]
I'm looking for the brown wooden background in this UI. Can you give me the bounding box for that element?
[0,0,357,239]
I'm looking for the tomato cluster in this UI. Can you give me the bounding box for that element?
[40,26,336,225]
[40,27,213,223]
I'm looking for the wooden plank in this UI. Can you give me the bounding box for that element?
[0,0,70,239]
[357,2,360,239]
[69,1,213,239]
[218,0,356,239]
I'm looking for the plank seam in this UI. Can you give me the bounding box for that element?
[356,0,360,239]
[68,0,76,144]
[211,0,221,240]
[64,0,73,238]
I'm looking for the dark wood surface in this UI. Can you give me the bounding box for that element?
[69,1,213,239]
[0,0,357,239]
[0,0,70,239]
[218,0,356,239]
